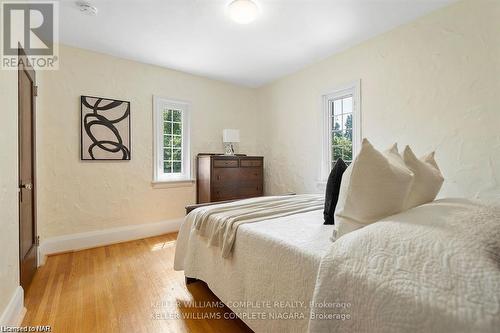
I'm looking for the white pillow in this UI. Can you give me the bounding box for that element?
[403,146,444,209]
[386,143,407,169]
[333,139,414,240]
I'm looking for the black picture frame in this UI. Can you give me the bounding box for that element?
[80,95,131,161]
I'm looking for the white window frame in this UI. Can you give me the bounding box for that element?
[320,80,361,181]
[153,96,192,184]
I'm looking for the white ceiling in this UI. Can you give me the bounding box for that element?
[59,0,454,87]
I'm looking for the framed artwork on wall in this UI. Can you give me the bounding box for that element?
[80,95,131,160]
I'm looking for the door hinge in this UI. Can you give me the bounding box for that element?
[33,85,38,97]
[36,235,40,246]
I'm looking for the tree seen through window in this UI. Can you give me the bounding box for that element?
[163,109,183,174]
[331,95,353,168]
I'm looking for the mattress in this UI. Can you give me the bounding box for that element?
[175,207,331,333]
[175,197,500,333]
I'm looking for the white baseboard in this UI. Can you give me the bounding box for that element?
[0,286,26,327]
[39,218,183,266]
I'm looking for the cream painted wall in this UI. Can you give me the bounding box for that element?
[37,45,259,239]
[257,0,500,201]
[0,71,20,316]
[25,0,500,244]
[3,0,497,318]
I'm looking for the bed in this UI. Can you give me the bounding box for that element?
[174,195,500,333]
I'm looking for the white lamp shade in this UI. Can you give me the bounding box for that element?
[222,129,240,143]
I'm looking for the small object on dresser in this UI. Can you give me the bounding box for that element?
[196,154,264,203]
[222,129,240,155]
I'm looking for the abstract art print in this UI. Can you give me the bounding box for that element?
[81,96,131,160]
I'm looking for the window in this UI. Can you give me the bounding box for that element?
[321,81,361,180]
[153,97,191,183]
[331,95,354,166]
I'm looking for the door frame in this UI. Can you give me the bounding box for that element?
[18,46,38,289]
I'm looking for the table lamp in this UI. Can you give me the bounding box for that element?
[223,129,240,155]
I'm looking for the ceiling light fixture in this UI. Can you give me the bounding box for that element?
[227,0,260,24]
[76,1,98,16]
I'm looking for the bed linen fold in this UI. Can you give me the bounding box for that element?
[191,194,324,257]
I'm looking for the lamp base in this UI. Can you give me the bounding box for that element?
[224,143,235,155]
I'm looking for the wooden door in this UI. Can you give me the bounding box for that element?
[18,47,38,291]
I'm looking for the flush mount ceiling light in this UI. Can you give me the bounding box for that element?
[76,1,98,16]
[227,0,260,24]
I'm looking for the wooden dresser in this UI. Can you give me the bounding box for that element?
[196,154,264,204]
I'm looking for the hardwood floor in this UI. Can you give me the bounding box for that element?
[23,233,253,333]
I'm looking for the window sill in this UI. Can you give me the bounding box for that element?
[152,179,196,189]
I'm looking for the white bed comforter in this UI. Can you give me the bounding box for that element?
[175,197,500,333]
[175,195,330,333]
[309,198,500,333]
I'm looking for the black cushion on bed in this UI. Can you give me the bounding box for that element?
[323,158,348,225]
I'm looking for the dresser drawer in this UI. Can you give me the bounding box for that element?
[240,159,263,167]
[213,159,238,168]
[213,185,262,202]
[212,186,240,202]
[238,168,262,182]
[213,168,262,185]
[239,184,263,197]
